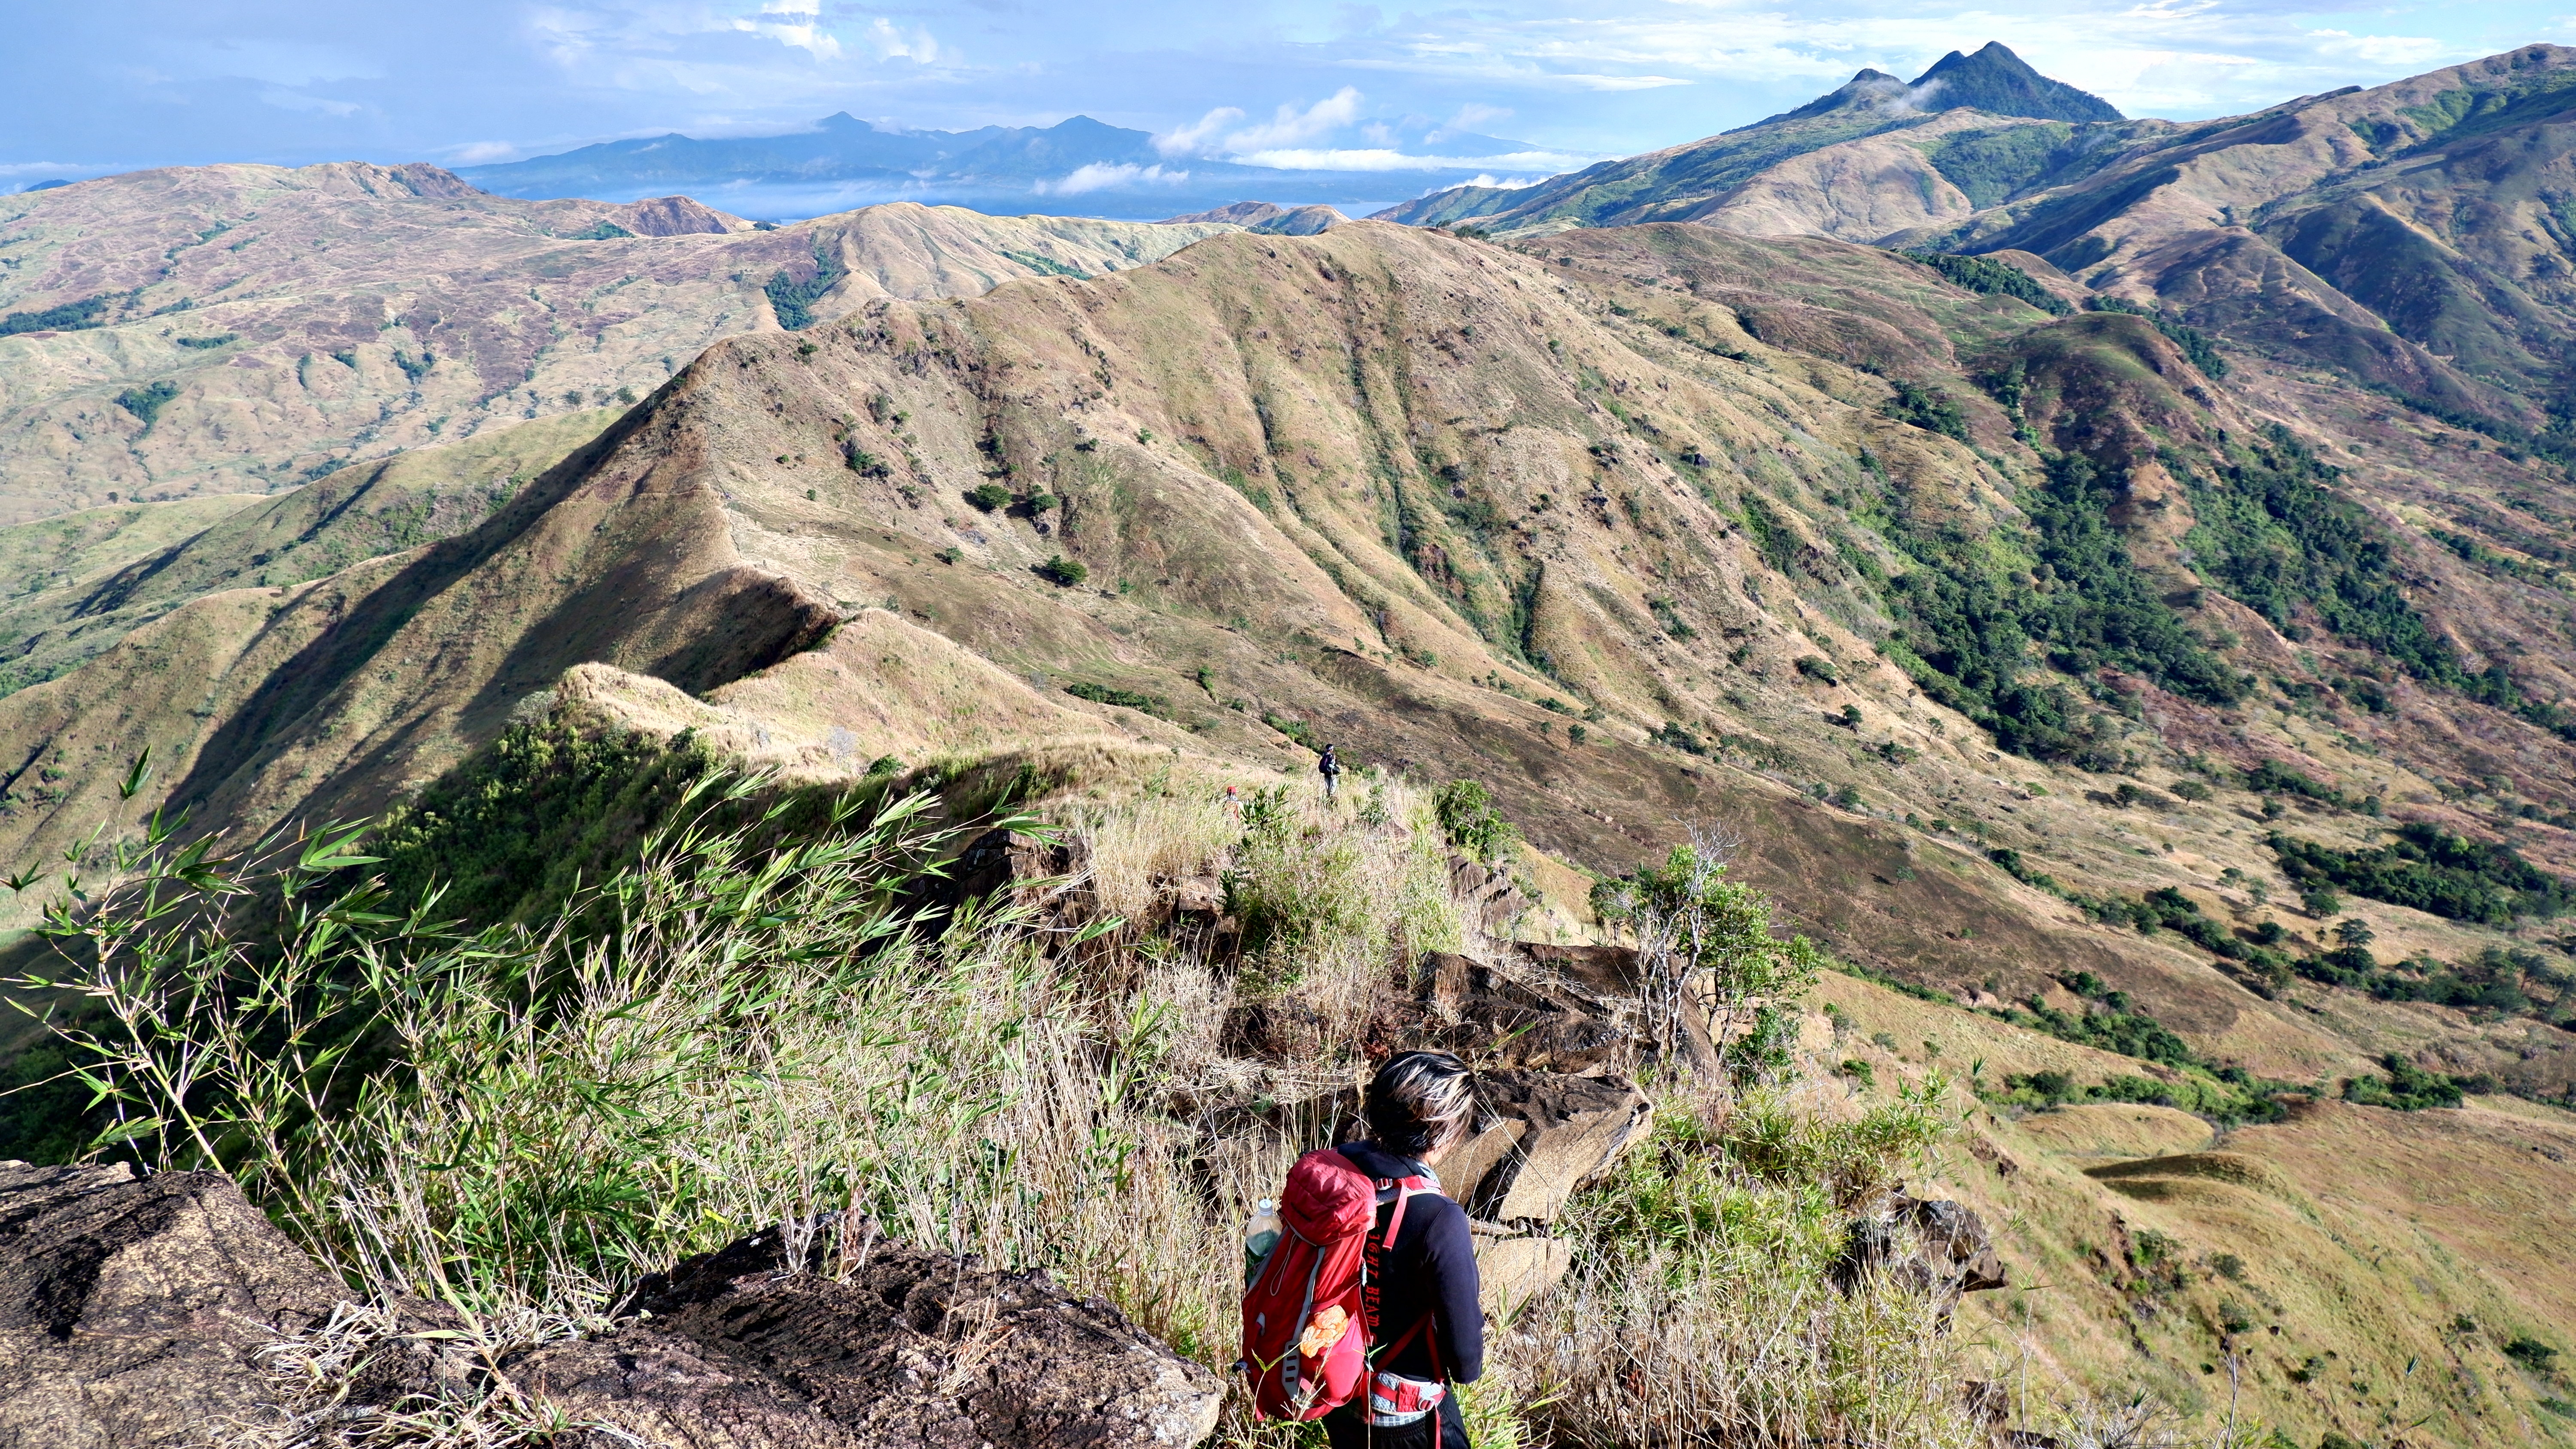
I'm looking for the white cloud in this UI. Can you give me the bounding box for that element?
[1156,106,1245,157]
[1443,103,1513,133]
[1156,87,1372,158]
[445,140,521,163]
[734,12,842,60]
[1233,147,1592,173]
[1037,162,1191,194]
[865,17,939,64]
[2307,30,2448,67]
[1224,87,1366,151]
[1555,74,1692,91]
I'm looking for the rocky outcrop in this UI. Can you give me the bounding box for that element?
[1422,942,1718,1075]
[0,1161,1220,1449]
[0,1161,347,1448]
[1830,1191,2010,1318]
[1447,1069,1652,1224]
[1445,855,1533,954]
[528,1222,1225,1449]
[1447,1069,1653,1315]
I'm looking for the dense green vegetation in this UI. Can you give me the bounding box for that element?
[1878,451,2245,767]
[2342,1053,2480,1110]
[113,379,179,428]
[2178,428,2488,701]
[2269,824,2576,925]
[1000,249,1090,279]
[1991,990,2193,1070]
[1900,247,2072,314]
[1917,125,2081,210]
[2293,943,2564,1022]
[1880,380,1970,440]
[374,718,729,925]
[1063,680,1154,711]
[0,293,110,336]
[764,248,850,330]
[569,221,634,240]
[2084,296,2227,377]
[1434,779,1521,864]
[1974,973,2288,1123]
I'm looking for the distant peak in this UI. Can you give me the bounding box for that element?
[1907,42,2122,121]
[1759,41,2120,127]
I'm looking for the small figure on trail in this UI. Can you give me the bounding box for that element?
[1318,743,1343,801]
[1239,1050,1483,1448]
[1224,783,1242,825]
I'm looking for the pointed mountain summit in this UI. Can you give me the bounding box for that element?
[1761,43,2119,127]
[1910,42,2121,121]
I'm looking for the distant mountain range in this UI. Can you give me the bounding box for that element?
[459,113,1587,222]
[1383,39,2576,454]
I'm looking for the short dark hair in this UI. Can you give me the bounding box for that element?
[1365,1050,1476,1157]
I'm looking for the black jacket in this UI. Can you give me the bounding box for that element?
[1335,1140,1483,1384]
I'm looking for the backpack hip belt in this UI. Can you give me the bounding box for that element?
[1365,1310,1447,1428]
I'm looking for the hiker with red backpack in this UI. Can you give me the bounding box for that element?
[1240,1050,1484,1448]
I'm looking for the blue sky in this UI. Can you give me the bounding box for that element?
[1,0,2558,191]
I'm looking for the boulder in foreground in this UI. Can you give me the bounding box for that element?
[0,1161,349,1448]
[529,1220,1225,1448]
[0,1159,1221,1449]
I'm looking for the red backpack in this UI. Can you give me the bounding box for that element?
[1239,1147,1443,1423]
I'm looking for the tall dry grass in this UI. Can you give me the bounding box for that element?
[18,764,2010,1447]
[1504,1085,1975,1448]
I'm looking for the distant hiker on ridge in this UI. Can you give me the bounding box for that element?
[1318,743,1343,801]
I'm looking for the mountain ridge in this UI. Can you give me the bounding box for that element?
[1374,43,2133,235]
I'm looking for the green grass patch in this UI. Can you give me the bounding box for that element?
[999,249,1090,279]
[1064,681,1156,712]
[114,380,180,428]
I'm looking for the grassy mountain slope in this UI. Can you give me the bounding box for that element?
[4,218,2575,1445]
[0,408,618,699]
[1390,42,2576,461]
[0,219,2565,1084]
[0,164,1235,522]
[1819,970,2576,1449]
